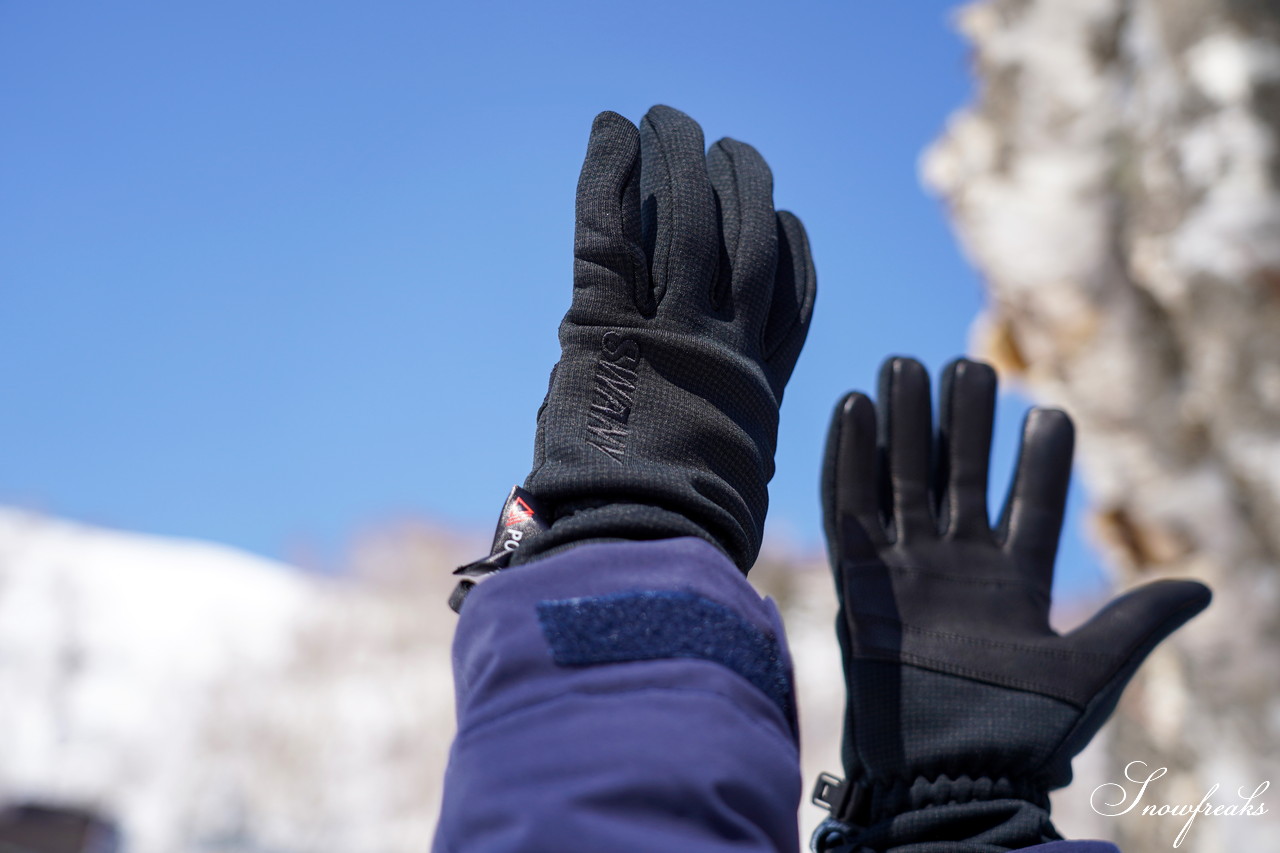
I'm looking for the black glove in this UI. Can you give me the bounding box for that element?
[511,105,816,572]
[813,356,1211,852]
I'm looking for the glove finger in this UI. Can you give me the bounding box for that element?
[572,111,650,321]
[822,392,886,567]
[707,137,779,329]
[937,358,997,540]
[1067,579,1211,701]
[761,210,817,382]
[997,407,1074,591]
[639,105,718,315]
[879,357,936,542]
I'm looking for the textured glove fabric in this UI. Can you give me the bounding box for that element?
[815,357,1211,852]
[512,106,816,573]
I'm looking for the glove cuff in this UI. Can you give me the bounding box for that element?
[862,773,1050,822]
[813,772,1057,852]
[508,501,733,568]
[448,488,744,613]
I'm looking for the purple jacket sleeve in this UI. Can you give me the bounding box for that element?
[432,537,802,853]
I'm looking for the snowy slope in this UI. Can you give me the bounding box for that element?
[0,509,459,853]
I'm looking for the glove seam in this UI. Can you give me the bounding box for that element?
[847,647,1089,703]
[843,560,1051,591]
[846,611,1118,663]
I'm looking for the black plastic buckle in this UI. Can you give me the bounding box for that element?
[811,772,870,825]
[812,772,848,812]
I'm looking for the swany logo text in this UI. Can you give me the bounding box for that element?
[1090,760,1269,848]
[586,331,639,463]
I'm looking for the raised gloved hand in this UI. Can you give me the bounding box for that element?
[509,105,816,572]
[813,356,1211,852]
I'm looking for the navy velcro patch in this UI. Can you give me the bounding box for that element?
[536,590,792,722]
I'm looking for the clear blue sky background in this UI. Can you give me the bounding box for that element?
[0,2,1108,596]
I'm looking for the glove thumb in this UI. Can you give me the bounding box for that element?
[1041,579,1211,780]
[1069,578,1211,680]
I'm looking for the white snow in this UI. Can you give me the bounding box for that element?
[0,508,459,852]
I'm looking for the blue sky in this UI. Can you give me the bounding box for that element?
[0,2,1108,596]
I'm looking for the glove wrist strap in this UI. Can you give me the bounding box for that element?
[812,772,1058,852]
[813,770,1051,825]
[865,772,1050,819]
